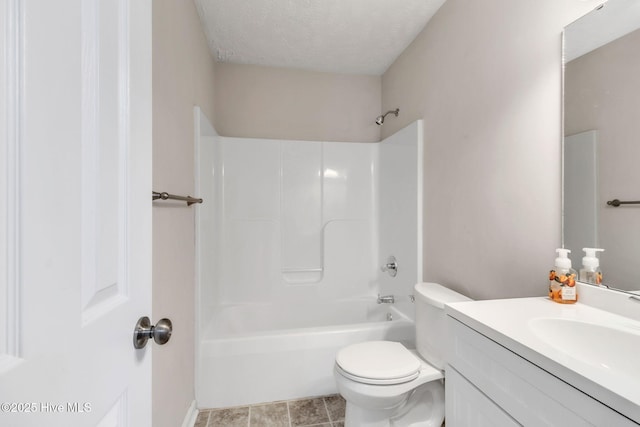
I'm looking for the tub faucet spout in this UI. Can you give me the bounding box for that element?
[377,294,395,304]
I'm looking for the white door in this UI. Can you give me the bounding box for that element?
[0,0,152,426]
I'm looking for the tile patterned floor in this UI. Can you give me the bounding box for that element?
[196,394,346,427]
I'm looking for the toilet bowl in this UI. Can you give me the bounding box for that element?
[333,283,471,427]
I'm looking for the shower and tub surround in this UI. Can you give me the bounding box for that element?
[203,137,378,306]
[196,121,424,407]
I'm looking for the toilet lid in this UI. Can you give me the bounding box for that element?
[335,341,421,384]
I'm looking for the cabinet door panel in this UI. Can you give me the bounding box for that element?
[446,367,520,427]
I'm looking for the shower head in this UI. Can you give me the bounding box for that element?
[375,108,400,125]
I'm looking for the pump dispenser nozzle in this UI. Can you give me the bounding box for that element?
[582,248,604,268]
[555,248,572,270]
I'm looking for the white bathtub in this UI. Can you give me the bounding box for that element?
[196,299,415,408]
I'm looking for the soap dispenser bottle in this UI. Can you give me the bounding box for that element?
[549,248,578,304]
[580,248,604,285]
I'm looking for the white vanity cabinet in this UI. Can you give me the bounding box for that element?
[445,315,639,427]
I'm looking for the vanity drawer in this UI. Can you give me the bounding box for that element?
[446,317,638,426]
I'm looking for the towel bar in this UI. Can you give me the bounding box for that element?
[152,191,203,206]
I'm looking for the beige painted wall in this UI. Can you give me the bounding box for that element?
[381,0,601,300]
[565,29,640,290]
[152,1,216,426]
[214,62,381,142]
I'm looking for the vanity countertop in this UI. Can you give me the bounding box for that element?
[445,296,640,424]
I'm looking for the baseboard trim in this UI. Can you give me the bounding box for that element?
[181,400,198,427]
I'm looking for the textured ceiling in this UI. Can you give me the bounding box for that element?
[194,0,447,76]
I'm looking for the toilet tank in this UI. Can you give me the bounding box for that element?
[414,282,471,370]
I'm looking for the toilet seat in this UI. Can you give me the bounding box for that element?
[335,341,422,385]
[335,362,419,385]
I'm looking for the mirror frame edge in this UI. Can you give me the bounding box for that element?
[562,8,639,296]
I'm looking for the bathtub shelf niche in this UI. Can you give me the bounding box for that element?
[281,268,324,284]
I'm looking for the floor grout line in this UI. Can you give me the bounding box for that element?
[287,400,293,427]
[247,405,251,427]
[322,397,332,424]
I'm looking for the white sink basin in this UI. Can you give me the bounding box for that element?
[529,317,640,378]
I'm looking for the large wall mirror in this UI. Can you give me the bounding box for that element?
[564,0,640,292]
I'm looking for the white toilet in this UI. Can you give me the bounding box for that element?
[334,282,471,427]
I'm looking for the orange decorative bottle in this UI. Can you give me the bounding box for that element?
[549,248,578,304]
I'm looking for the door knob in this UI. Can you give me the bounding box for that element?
[133,316,173,349]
